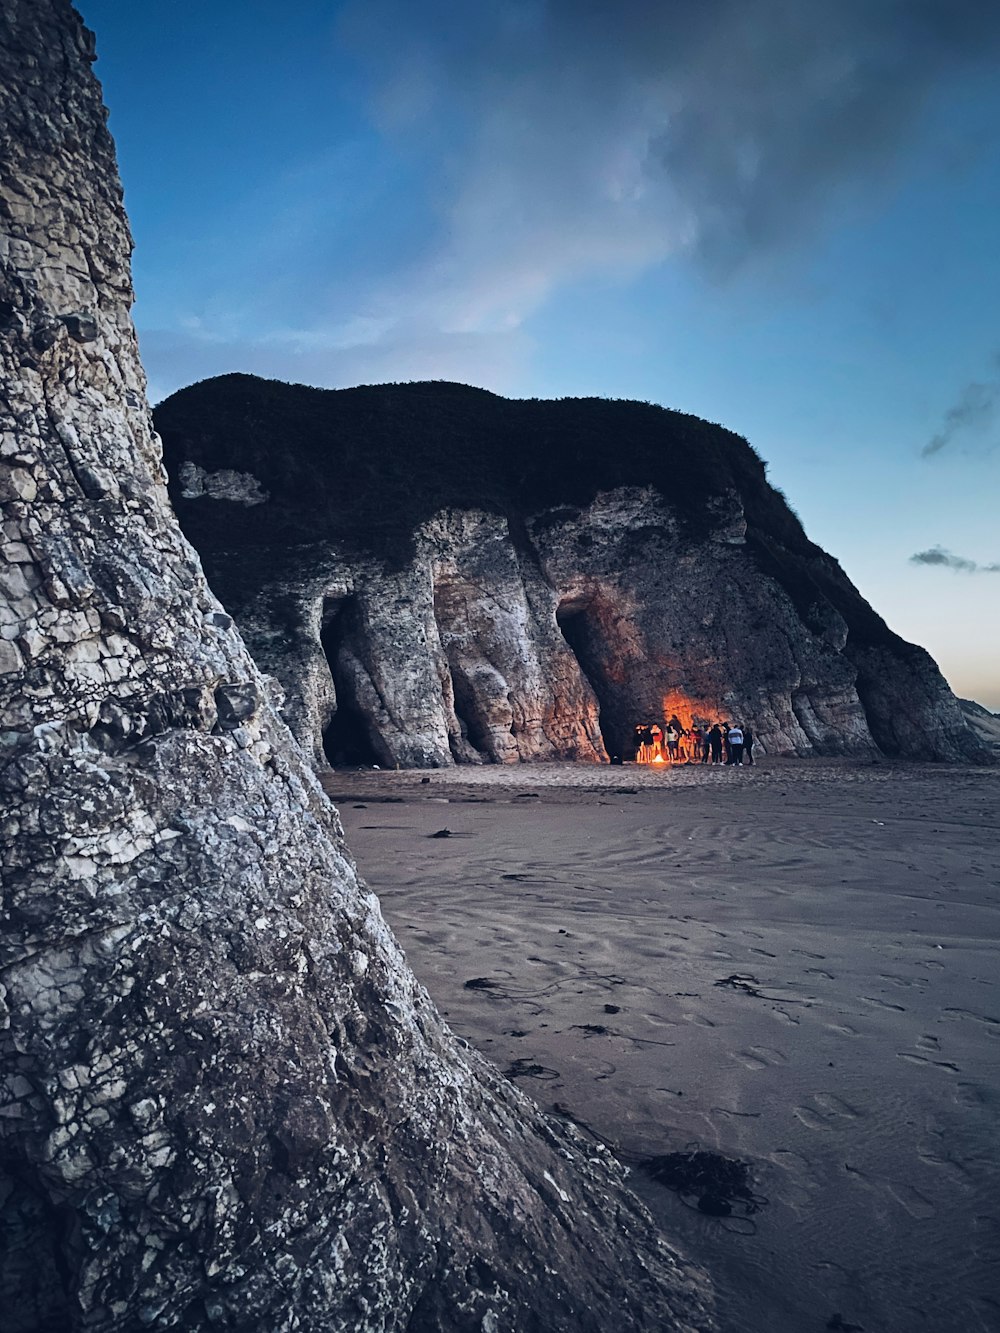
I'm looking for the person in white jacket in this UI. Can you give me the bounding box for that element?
[727,724,744,765]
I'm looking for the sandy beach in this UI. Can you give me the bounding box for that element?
[325,758,1000,1333]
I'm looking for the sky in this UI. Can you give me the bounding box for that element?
[79,0,1000,710]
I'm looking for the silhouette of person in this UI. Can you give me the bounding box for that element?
[708,724,723,764]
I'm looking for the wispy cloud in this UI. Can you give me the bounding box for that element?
[140,1,1000,399]
[922,360,1000,457]
[337,0,1000,320]
[910,546,1000,573]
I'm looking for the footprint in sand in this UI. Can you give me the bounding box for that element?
[793,1106,829,1130]
[954,1083,988,1108]
[771,1007,800,1026]
[814,1092,860,1118]
[915,1033,940,1052]
[861,996,906,1012]
[683,1012,716,1027]
[826,1021,859,1036]
[878,972,922,989]
[732,1045,788,1069]
[897,1052,960,1073]
[917,1144,972,1187]
[794,1092,859,1128]
[942,1006,1000,1029]
[771,1147,812,1172]
[770,1147,818,1201]
[887,1181,937,1219]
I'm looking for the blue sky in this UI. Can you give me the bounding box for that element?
[80,1,1000,709]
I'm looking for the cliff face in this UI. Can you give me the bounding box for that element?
[0,4,714,1331]
[155,377,986,770]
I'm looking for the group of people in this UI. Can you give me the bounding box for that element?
[633,715,755,766]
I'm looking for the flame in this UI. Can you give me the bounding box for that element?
[652,754,665,764]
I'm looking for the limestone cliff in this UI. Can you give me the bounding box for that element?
[155,377,987,769]
[0,4,714,1330]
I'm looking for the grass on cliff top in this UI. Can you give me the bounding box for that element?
[155,374,810,559]
[153,373,902,652]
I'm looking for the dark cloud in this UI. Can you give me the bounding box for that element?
[640,0,1000,268]
[910,546,1000,573]
[337,0,1000,307]
[922,361,1000,457]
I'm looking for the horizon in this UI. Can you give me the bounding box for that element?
[80,1,1000,709]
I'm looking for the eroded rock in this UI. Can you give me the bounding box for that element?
[155,380,989,769]
[0,3,714,1330]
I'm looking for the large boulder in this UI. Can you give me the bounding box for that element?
[0,3,714,1329]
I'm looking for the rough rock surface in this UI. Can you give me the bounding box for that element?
[959,698,1000,755]
[0,4,715,1330]
[155,378,988,770]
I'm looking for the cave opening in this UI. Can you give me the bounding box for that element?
[319,596,380,767]
[449,674,490,759]
[556,596,625,759]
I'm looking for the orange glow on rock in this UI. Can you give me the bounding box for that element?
[660,690,718,728]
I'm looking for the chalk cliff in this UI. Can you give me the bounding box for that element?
[0,3,714,1330]
[156,377,987,769]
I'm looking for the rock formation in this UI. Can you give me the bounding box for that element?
[959,698,1000,755]
[0,4,714,1330]
[155,377,988,770]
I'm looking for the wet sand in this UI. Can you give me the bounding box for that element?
[325,759,1000,1333]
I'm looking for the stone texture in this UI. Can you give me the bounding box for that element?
[155,384,988,769]
[0,4,714,1330]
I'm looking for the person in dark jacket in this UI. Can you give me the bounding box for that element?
[708,724,723,764]
[743,725,755,766]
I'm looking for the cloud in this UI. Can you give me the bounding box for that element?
[336,0,1000,323]
[922,360,1000,457]
[910,546,1000,573]
[136,1,1000,396]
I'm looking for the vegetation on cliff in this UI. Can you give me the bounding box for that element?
[156,374,811,553]
[156,373,901,658]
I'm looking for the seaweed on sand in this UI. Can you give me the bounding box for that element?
[639,1149,766,1221]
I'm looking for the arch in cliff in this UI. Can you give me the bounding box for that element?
[319,593,381,766]
[555,592,632,759]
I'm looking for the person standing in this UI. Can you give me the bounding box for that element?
[721,724,732,765]
[689,725,703,764]
[727,723,744,766]
[708,724,723,764]
[635,723,653,763]
[664,724,679,761]
[650,722,664,760]
[743,725,755,766]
